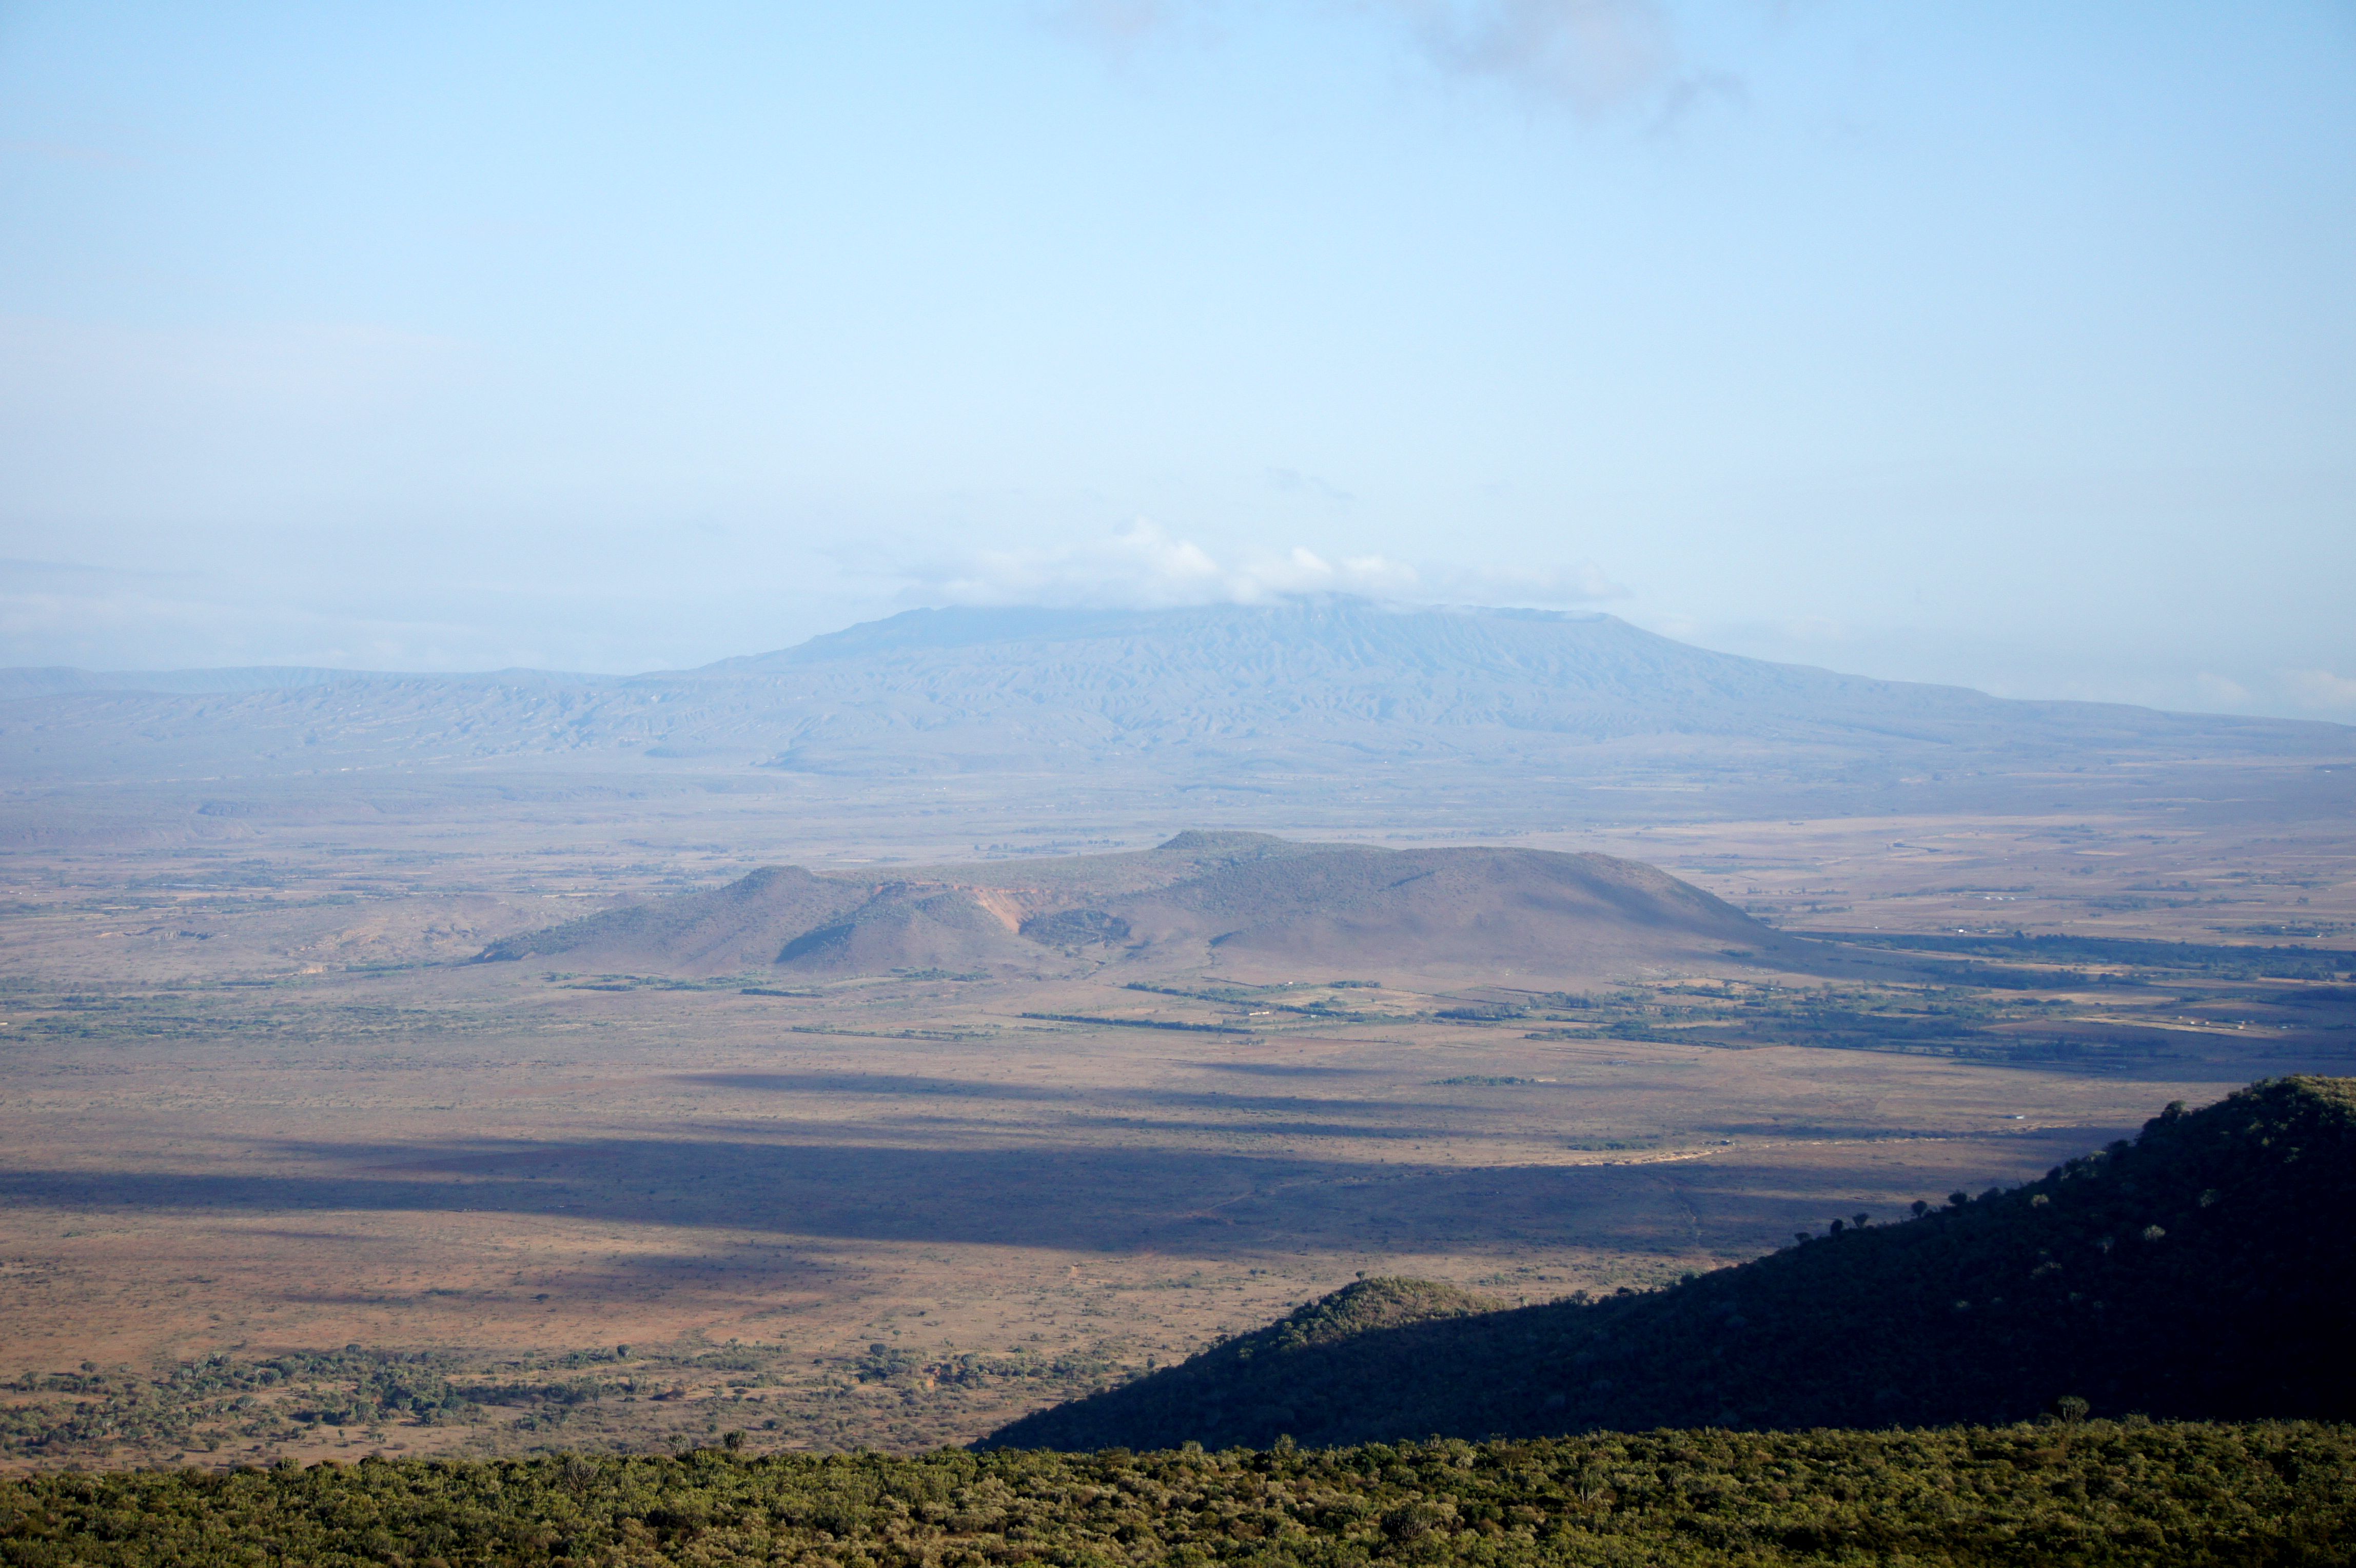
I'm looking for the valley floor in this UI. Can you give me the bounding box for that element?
[0,769,2347,1469]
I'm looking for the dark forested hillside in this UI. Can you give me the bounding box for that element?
[987,1077,2356,1452]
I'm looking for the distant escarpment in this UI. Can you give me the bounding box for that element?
[7,600,2348,793]
[477,830,1795,982]
[984,1076,2356,1449]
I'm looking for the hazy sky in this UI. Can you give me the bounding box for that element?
[3,3,2352,718]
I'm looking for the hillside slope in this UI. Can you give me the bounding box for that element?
[5,599,2345,785]
[984,1076,2356,1449]
[480,831,1798,981]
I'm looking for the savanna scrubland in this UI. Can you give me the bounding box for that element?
[2,605,2351,1555]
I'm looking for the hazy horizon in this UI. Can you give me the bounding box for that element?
[5,4,2352,720]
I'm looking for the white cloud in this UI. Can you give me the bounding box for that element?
[1045,0,1699,116]
[1043,0,1221,60]
[898,519,1404,608]
[2282,668,2356,713]
[892,519,1619,612]
[2193,671,2253,707]
[1386,0,1677,115]
[1421,560,1625,604]
[1050,0,1181,44]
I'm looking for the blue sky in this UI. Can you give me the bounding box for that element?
[3,2,2352,718]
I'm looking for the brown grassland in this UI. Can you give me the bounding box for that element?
[0,760,2349,1470]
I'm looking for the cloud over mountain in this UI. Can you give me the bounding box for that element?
[891,521,1616,612]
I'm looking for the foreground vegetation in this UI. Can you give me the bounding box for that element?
[4,1422,2350,1566]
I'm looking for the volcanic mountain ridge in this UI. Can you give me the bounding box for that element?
[8,599,2347,790]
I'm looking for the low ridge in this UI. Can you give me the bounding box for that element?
[479,832,1796,982]
[983,1077,2356,1449]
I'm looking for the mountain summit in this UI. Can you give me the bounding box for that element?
[696,599,2338,772]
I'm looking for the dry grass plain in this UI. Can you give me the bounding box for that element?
[0,760,2349,1469]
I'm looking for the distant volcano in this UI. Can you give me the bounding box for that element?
[4,599,2346,787]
